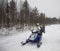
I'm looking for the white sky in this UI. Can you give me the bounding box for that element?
[26,0,60,18]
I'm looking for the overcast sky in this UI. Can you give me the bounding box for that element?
[24,0,60,18]
[9,0,60,18]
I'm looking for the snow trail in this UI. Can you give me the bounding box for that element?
[0,24,60,51]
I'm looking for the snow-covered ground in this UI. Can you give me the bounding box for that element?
[0,24,60,51]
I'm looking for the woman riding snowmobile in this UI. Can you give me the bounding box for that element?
[21,23,45,47]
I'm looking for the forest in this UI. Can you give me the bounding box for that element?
[0,0,60,29]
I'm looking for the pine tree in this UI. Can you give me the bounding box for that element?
[22,0,29,25]
[9,0,17,27]
[0,0,5,27]
[5,1,10,27]
[31,7,39,25]
[39,13,45,25]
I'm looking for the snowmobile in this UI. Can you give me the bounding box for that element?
[21,31,43,48]
[21,25,45,48]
